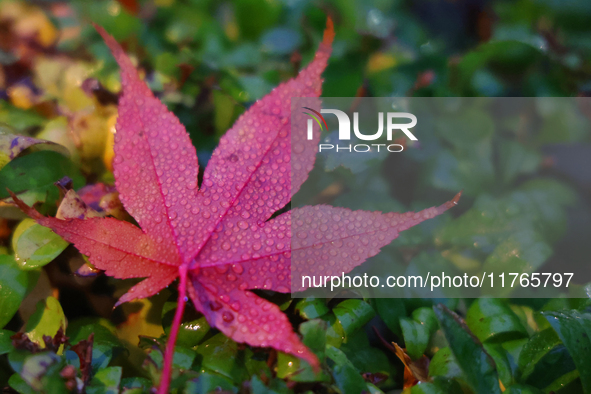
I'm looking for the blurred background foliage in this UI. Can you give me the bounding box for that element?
[1,0,591,393]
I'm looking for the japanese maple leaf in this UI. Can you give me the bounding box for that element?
[11,19,460,393]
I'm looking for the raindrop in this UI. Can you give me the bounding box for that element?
[222,311,234,323]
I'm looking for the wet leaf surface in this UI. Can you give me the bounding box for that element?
[0,254,38,328]
[434,304,501,394]
[12,219,69,270]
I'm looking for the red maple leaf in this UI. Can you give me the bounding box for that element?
[10,18,460,393]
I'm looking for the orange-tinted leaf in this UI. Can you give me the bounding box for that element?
[392,342,430,388]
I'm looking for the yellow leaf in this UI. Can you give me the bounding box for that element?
[103,114,117,171]
[36,117,79,161]
[72,108,117,160]
[367,52,397,74]
[33,57,96,112]
[116,295,168,369]
[25,296,66,350]
[7,84,35,109]
[116,297,165,345]
[0,1,58,48]
[441,250,481,271]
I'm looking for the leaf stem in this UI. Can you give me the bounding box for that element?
[158,264,188,394]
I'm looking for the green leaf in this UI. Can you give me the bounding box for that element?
[8,349,29,375]
[466,299,528,343]
[24,296,66,347]
[366,383,385,394]
[428,142,494,196]
[0,255,39,328]
[519,331,577,390]
[517,179,577,241]
[8,373,37,394]
[177,316,211,347]
[213,90,239,135]
[0,188,47,220]
[412,307,439,333]
[0,329,15,355]
[195,334,246,383]
[237,75,274,101]
[436,179,575,249]
[276,320,331,382]
[374,298,406,336]
[162,301,210,347]
[458,41,541,89]
[299,319,328,360]
[481,236,552,297]
[149,345,196,370]
[401,307,439,360]
[0,101,46,131]
[12,219,69,270]
[433,304,501,394]
[250,375,291,394]
[0,126,70,170]
[275,353,310,381]
[428,347,462,379]
[411,377,463,394]
[518,328,562,379]
[483,343,519,389]
[0,150,84,209]
[318,313,346,348]
[436,107,494,150]
[20,352,65,392]
[401,318,430,361]
[491,337,527,389]
[83,2,141,40]
[295,298,330,320]
[326,345,368,394]
[67,318,123,369]
[121,377,152,393]
[499,140,541,184]
[234,0,281,39]
[86,366,122,394]
[333,299,375,339]
[121,387,147,393]
[154,52,180,77]
[185,372,237,394]
[340,330,392,377]
[537,98,589,143]
[243,347,271,378]
[411,381,447,394]
[503,384,545,394]
[260,27,302,55]
[542,310,591,393]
